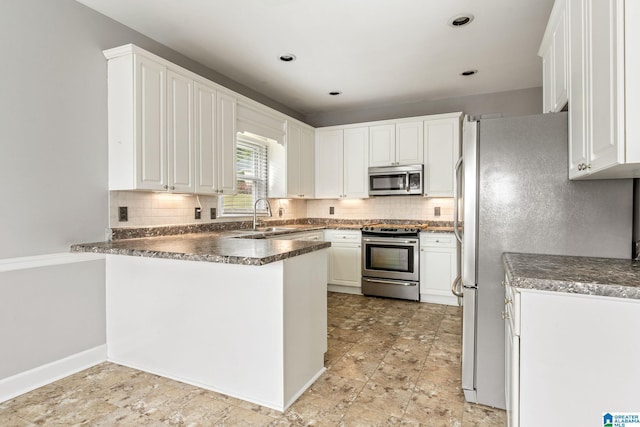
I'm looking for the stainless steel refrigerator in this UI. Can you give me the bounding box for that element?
[452,112,633,409]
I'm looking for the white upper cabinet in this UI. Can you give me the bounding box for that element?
[286,121,315,198]
[343,127,369,198]
[105,45,241,194]
[369,122,423,167]
[194,83,237,195]
[315,129,344,199]
[369,124,396,167]
[315,127,368,199]
[557,0,640,179]
[423,114,462,197]
[110,53,168,191]
[539,0,568,113]
[216,92,237,194]
[167,70,196,193]
[396,121,424,165]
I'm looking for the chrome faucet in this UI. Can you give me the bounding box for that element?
[253,198,272,230]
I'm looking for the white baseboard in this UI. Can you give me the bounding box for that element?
[420,292,459,306]
[327,284,362,295]
[283,367,326,410]
[0,345,107,403]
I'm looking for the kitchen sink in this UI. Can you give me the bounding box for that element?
[255,227,297,232]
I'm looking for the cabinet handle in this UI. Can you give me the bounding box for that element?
[504,298,512,305]
[501,311,510,320]
[170,186,175,190]
[163,185,168,190]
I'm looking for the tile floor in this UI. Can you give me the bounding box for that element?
[0,292,505,426]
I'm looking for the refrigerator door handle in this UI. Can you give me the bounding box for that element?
[451,275,463,297]
[453,156,463,244]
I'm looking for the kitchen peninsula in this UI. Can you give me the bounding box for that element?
[72,228,330,412]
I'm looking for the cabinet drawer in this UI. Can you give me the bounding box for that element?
[420,233,456,248]
[324,230,361,243]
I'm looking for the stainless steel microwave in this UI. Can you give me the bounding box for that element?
[368,164,423,196]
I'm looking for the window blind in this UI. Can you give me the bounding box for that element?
[220,137,268,215]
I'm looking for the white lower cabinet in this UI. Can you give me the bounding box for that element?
[504,279,640,427]
[324,230,362,291]
[419,233,458,305]
[266,230,323,241]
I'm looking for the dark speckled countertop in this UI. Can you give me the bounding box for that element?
[502,252,640,300]
[72,219,456,266]
[72,228,330,266]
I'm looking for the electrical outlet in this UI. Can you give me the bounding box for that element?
[195,207,202,220]
[434,206,441,217]
[278,207,284,218]
[329,206,335,215]
[210,208,217,220]
[118,206,128,222]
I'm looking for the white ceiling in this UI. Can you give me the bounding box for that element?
[77,0,554,116]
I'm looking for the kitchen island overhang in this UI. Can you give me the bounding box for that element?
[73,233,330,411]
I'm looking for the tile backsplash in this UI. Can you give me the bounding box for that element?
[110,191,454,228]
[306,197,454,221]
[109,191,307,228]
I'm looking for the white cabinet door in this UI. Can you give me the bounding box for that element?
[586,0,622,174]
[194,82,218,195]
[325,230,362,289]
[343,127,369,198]
[216,92,237,195]
[300,126,315,198]
[424,117,460,197]
[505,308,520,427]
[167,70,195,193]
[539,0,568,114]
[396,121,423,165]
[135,55,167,190]
[568,0,588,178]
[552,5,568,112]
[286,122,315,198]
[286,122,302,198]
[419,233,458,305]
[541,43,554,114]
[369,124,396,167]
[328,243,362,287]
[315,129,344,198]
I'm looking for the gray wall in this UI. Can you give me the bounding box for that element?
[0,259,106,379]
[305,87,543,127]
[0,0,302,259]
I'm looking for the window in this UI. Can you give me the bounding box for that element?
[219,134,268,216]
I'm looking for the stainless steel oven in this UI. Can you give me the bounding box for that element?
[361,225,420,301]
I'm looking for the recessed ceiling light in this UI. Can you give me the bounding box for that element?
[328,91,342,96]
[279,54,296,62]
[461,69,478,76]
[449,14,474,27]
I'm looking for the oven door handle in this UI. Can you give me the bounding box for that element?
[363,238,418,244]
[363,278,417,287]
